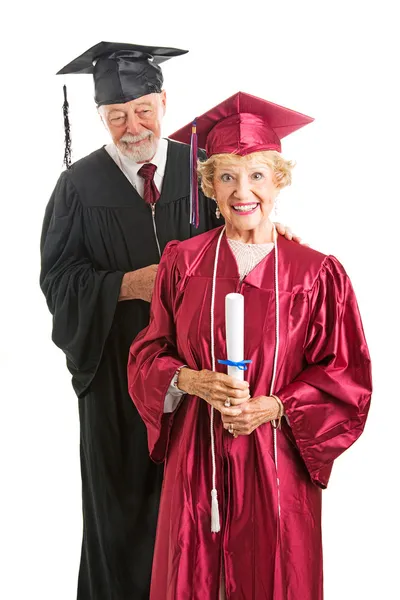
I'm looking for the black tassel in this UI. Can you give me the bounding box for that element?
[62,84,72,169]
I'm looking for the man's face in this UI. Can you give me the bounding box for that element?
[100,91,166,163]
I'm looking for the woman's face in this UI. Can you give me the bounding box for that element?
[213,155,279,235]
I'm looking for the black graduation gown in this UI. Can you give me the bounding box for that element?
[40,140,220,600]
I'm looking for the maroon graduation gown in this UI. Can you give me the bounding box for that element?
[128,227,372,600]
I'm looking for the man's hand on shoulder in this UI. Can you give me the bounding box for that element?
[274,222,308,246]
[119,264,159,303]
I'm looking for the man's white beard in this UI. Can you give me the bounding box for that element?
[117,131,158,163]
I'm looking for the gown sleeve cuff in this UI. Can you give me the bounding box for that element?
[164,376,186,413]
[275,382,332,489]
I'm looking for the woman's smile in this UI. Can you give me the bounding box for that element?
[231,202,260,215]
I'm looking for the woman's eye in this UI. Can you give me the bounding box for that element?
[221,174,233,182]
[252,172,264,180]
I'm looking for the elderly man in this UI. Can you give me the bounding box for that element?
[40,41,299,599]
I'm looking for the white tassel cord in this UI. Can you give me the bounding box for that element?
[209,225,281,531]
[209,227,226,533]
[269,226,281,518]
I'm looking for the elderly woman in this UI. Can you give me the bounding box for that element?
[127,92,372,600]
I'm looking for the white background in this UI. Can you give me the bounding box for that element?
[1,1,399,598]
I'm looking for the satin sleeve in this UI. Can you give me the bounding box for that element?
[40,172,124,397]
[277,256,372,488]
[128,241,186,462]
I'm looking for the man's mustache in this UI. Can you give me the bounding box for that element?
[120,132,153,144]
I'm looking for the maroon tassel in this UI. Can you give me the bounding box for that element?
[189,119,199,228]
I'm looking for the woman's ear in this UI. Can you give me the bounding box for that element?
[273,171,285,189]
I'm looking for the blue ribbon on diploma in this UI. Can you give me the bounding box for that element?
[217,359,252,371]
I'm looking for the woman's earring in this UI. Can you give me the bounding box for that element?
[215,202,221,219]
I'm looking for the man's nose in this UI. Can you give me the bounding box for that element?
[126,113,142,136]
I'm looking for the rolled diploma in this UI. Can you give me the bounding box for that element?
[225,293,245,381]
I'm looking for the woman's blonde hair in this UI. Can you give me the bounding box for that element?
[197,150,295,198]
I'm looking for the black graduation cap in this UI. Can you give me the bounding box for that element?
[57,41,188,168]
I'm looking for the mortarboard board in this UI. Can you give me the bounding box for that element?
[169,91,314,156]
[57,41,188,168]
[57,41,188,106]
[169,91,314,227]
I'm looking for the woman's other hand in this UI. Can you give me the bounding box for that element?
[177,368,250,417]
[221,395,280,436]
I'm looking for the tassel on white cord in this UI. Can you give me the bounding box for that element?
[209,227,226,534]
[211,488,221,533]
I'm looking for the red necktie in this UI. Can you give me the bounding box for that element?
[138,163,160,205]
